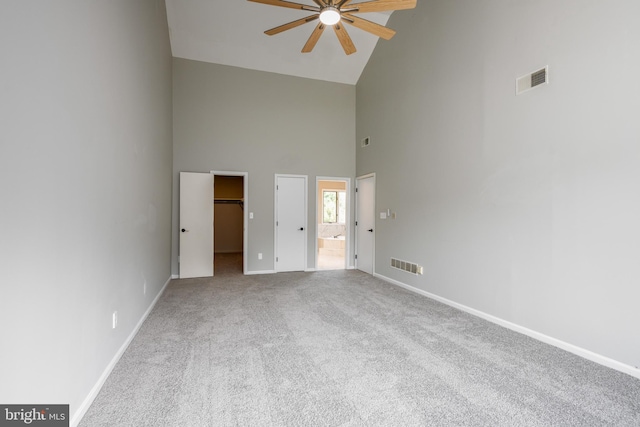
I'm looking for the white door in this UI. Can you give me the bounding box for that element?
[180,172,214,279]
[356,174,375,274]
[276,175,307,272]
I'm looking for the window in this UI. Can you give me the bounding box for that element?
[323,190,346,224]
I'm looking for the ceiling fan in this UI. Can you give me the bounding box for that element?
[247,0,417,55]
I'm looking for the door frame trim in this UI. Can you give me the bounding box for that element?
[315,176,351,270]
[356,173,376,274]
[210,170,249,275]
[274,174,308,272]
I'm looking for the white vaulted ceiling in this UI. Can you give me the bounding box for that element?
[165,0,392,85]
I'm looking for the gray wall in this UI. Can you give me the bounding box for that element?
[0,0,173,422]
[357,0,640,369]
[173,59,356,274]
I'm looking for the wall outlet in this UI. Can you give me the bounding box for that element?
[249,212,254,219]
[112,311,118,329]
[258,253,262,260]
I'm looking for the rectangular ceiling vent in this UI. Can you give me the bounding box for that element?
[361,136,370,148]
[516,66,548,95]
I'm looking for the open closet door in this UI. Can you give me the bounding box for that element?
[179,172,214,278]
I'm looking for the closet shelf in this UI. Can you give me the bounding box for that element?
[214,198,244,209]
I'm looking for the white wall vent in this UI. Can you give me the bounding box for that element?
[391,258,423,275]
[516,66,548,95]
[361,136,370,147]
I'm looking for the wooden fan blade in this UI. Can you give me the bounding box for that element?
[265,15,319,35]
[302,22,326,53]
[345,0,416,13]
[336,0,353,7]
[342,13,396,40]
[333,22,356,55]
[247,0,319,12]
[311,0,328,7]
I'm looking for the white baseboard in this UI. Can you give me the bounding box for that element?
[171,274,179,279]
[245,270,276,275]
[305,268,316,272]
[71,276,172,427]
[374,272,640,380]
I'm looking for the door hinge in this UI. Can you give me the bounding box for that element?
[355,254,358,259]
[355,188,358,192]
[355,221,358,226]
[276,221,278,226]
[276,257,278,262]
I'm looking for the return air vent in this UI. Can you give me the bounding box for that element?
[361,136,370,148]
[531,68,547,87]
[516,66,548,95]
[391,258,423,275]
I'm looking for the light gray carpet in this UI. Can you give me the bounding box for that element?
[80,266,640,426]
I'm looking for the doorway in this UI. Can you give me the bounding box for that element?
[316,177,350,270]
[213,172,248,275]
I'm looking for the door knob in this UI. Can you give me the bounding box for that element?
[299,227,304,231]
[368,229,373,232]
[181,228,188,233]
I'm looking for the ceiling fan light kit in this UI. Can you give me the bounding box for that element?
[319,7,341,25]
[248,0,417,55]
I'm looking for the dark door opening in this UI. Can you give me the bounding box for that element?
[214,175,244,275]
